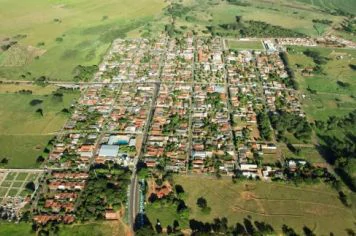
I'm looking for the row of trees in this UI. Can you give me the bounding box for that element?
[212,19,307,38]
[136,214,324,236]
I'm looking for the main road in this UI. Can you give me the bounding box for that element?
[128,82,160,229]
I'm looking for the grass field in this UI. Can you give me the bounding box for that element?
[207,0,344,36]
[296,0,356,15]
[0,0,167,81]
[288,47,356,121]
[0,223,35,236]
[146,175,356,235]
[59,221,127,236]
[0,85,79,168]
[0,222,125,236]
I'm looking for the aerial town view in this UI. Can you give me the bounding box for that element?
[0,0,355,235]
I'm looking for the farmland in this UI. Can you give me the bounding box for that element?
[145,175,356,235]
[0,0,167,81]
[0,84,79,168]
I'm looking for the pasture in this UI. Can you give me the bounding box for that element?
[0,0,167,81]
[0,85,79,168]
[288,46,356,121]
[295,0,356,15]
[163,175,355,235]
[207,0,344,36]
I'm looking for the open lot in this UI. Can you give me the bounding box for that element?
[0,0,167,81]
[146,175,355,235]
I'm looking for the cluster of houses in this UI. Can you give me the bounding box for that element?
[31,34,326,225]
[33,171,88,225]
[144,84,191,172]
[161,37,194,83]
[257,51,304,116]
[275,36,356,49]
[108,83,155,133]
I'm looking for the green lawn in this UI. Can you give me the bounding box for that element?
[0,0,167,81]
[153,175,355,235]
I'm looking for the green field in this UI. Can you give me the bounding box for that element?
[0,85,79,168]
[207,0,344,36]
[59,221,127,236]
[0,0,167,81]
[0,222,121,236]
[296,0,356,15]
[146,175,355,235]
[288,47,356,121]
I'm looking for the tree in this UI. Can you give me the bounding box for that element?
[36,108,43,116]
[36,156,45,163]
[282,224,298,236]
[25,181,36,192]
[175,184,184,195]
[0,157,8,164]
[196,197,207,209]
[303,226,316,236]
[29,99,43,106]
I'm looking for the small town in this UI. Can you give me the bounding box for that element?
[0,34,344,232]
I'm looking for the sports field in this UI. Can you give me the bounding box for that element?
[0,0,167,81]
[227,40,264,50]
[156,175,355,235]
